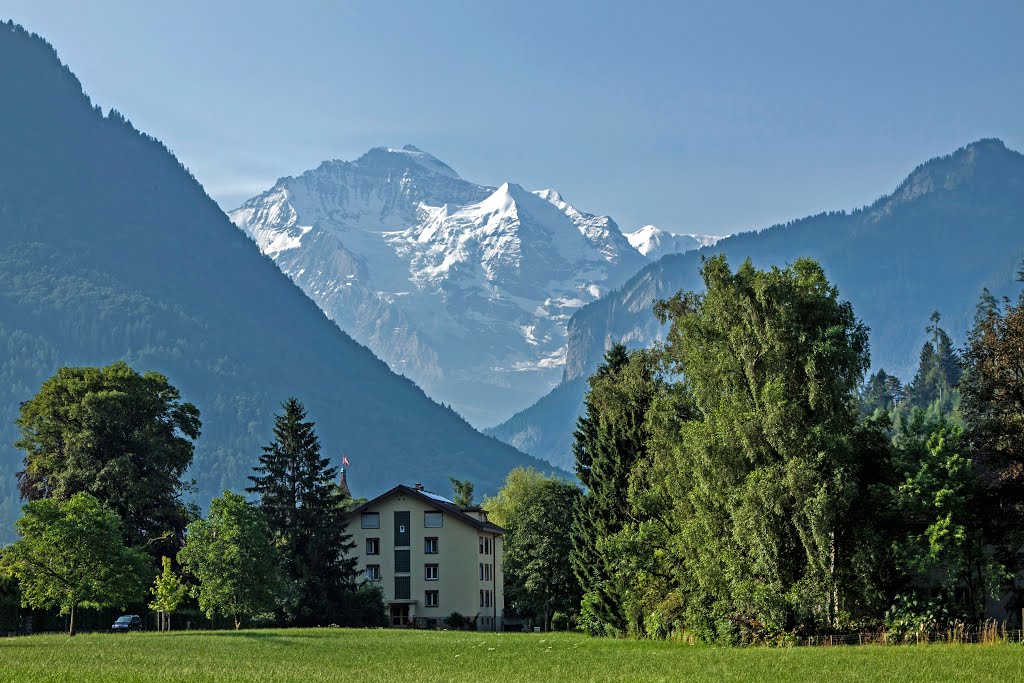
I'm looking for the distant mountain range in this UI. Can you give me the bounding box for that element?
[488,138,1024,470]
[0,22,557,543]
[230,151,719,427]
[625,225,723,259]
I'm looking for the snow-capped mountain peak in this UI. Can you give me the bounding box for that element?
[229,147,646,426]
[625,224,723,259]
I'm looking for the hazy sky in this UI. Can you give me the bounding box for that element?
[7,1,1022,235]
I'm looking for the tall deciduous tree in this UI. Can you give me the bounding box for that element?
[15,362,201,558]
[501,475,581,630]
[247,398,356,625]
[178,491,279,630]
[0,493,150,635]
[501,473,581,631]
[961,281,1024,570]
[650,256,880,641]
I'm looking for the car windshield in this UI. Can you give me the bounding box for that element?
[115,616,132,623]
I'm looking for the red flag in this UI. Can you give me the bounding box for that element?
[342,454,350,467]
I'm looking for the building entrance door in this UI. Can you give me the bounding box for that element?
[390,604,411,627]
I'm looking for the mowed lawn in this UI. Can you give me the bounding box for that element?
[2,628,1023,683]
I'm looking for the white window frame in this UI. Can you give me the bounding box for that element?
[425,564,439,581]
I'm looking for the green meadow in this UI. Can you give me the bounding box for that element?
[1,629,1022,683]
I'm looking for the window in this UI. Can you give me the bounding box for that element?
[366,538,380,555]
[395,576,411,600]
[425,590,439,608]
[395,549,411,573]
[480,589,484,607]
[361,512,380,529]
[425,537,438,554]
[485,589,492,608]
[485,564,492,581]
[394,511,410,547]
[425,564,439,581]
[479,562,484,580]
[424,511,443,528]
[365,565,381,581]
[479,536,491,555]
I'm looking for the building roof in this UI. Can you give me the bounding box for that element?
[344,484,505,534]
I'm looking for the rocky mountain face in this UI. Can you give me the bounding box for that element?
[489,139,1024,470]
[230,148,650,426]
[0,23,558,541]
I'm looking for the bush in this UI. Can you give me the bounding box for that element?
[551,611,570,631]
[337,583,388,628]
[444,612,467,630]
[885,593,946,643]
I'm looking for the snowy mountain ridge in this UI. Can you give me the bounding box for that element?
[625,224,723,259]
[230,146,711,426]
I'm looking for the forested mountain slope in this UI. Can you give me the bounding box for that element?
[490,139,1024,469]
[0,22,554,542]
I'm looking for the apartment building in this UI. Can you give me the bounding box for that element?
[345,483,505,630]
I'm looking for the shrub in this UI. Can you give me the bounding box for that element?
[551,611,571,631]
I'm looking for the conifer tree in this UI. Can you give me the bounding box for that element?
[905,312,961,415]
[247,398,356,625]
[449,478,475,507]
[570,344,660,634]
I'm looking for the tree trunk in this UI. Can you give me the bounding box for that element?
[829,530,838,629]
[68,604,77,637]
[168,613,172,632]
[234,615,242,630]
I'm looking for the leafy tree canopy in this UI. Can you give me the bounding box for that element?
[645,256,877,640]
[15,362,200,557]
[149,555,187,631]
[0,492,150,635]
[178,491,280,630]
[499,471,581,630]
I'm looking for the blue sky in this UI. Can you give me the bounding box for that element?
[7,1,1022,235]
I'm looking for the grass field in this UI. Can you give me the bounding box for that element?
[1,628,1023,683]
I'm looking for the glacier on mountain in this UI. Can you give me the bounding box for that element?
[230,146,711,426]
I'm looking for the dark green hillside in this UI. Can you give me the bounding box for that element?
[0,22,553,542]
[493,139,1024,468]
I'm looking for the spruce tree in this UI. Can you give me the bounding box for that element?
[247,398,356,625]
[570,344,659,634]
[905,312,961,414]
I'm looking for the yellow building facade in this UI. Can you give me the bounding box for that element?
[346,484,504,630]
